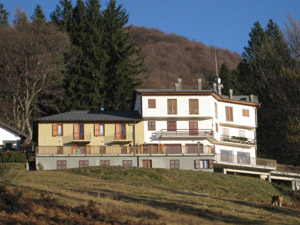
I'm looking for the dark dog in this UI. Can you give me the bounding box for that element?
[272,195,283,207]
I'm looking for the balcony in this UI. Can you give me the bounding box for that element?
[104,132,133,144]
[36,144,215,155]
[62,132,91,144]
[153,129,213,140]
[219,135,255,146]
[214,153,276,169]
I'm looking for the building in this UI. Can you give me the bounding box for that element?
[35,78,276,174]
[0,120,27,151]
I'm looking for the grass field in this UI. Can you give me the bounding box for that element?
[1,164,300,224]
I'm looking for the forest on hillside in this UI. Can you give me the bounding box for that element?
[1,1,300,166]
[129,26,241,89]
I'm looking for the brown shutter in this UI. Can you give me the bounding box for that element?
[94,124,100,136]
[174,99,177,114]
[230,107,233,121]
[116,124,121,139]
[86,145,91,154]
[52,124,58,136]
[225,107,229,121]
[189,99,193,114]
[74,124,79,140]
[194,99,199,114]
[209,159,214,169]
[167,99,172,114]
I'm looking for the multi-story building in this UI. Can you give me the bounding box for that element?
[35,78,277,174]
[134,78,276,174]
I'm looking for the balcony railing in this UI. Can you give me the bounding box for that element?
[36,144,215,155]
[153,129,213,140]
[214,153,276,168]
[104,132,133,143]
[276,164,300,174]
[220,135,256,145]
[62,132,91,144]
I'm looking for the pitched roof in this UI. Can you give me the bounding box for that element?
[0,120,27,137]
[35,110,141,123]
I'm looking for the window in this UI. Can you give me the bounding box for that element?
[237,152,250,164]
[215,123,219,133]
[121,146,127,154]
[167,121,176,131]
[116,124,126,139]
[100,160,110,166]
[189,99,199,114]
[57,146,63,154]
[242,109,250,117]
[165,144,182,154]
[148,121,156,131]
[170,160,180,169]
[143,160,152,168]
[148,99,156,108]
[239,130,246,137]
[215,103,218,119]
[222,128,230,137]
[74,124,84,140]
[220,150,233,163]
[100,146,106,154]
[52,124,63,137]
[57,160,67,169]
[94,124,105,136]
[225,106,233,122]
[189,121,198,135]
[123,160,132,167]
[79,160,89,168]
[167,99,177,114]
[195,160,210,169]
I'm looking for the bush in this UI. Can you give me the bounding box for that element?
[0,152,27,163]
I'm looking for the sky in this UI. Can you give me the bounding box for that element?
[2,0,300,54]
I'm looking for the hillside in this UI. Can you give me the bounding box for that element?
[1,164,300,224]
[129,26,241,89]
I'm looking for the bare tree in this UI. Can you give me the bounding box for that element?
[285,14,300,63]
[0,9,70,143]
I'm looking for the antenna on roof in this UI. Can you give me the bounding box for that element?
[214,47,219,78]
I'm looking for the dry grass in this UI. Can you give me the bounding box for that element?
[1,164,300,224]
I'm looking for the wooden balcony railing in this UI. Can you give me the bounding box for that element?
[104,132,133,143]
[36,144,215,155]
[153,129,213,140]
[214,153,276,168]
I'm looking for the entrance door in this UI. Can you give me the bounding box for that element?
[74,124,84,140]
[116,124,126,139]
[189,121,198,135]
[143,160,152,168]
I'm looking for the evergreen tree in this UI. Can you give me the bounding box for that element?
[219,63,240,95]
[51,0,73,33]
[103,0,144,110]
[31,4,46,23]
[236,20,300,165]
[0,3,9,27]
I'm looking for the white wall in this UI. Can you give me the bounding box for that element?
[0,127,21,149]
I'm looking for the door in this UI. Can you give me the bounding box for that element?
[189,121,198,135]
[143,160,152,168]
[116,124,126,139]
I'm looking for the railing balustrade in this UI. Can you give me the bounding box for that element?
[62,132,91,144]
[220,135,255,145]
[36,144,215,155]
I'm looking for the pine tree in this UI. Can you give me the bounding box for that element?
[219,63,240,95]
[103,0,145,110]
[236,20,300,165]
[0,3,9,27]
[31,4,46,23]
[51,0,73,33]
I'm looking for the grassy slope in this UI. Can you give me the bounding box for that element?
[1,164,300,224]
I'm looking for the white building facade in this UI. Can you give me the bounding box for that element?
[134,80,260,170]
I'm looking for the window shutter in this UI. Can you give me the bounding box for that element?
[194,100,199,114]
[74,124,79,140]
[94,124,100,136]
[230,107,233,121]
[52,124,58,136]
[167,99,172,114]
[174,99,177,114]
[209,160,214,169]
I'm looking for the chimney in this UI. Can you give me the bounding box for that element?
[175,83,180,91]
[229,89,233,99]
[213,82,217,92]
[197,78,202,91]
[178,78,182,91]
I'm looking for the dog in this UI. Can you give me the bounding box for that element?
[272,194,283,207]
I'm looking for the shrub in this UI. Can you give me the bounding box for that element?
[0,152,27,163]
